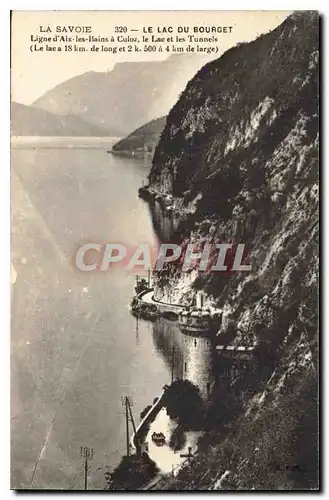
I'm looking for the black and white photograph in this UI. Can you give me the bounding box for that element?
[10,10,319,491]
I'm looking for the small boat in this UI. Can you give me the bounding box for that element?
[162,310,179,321]
[131,302,159,321]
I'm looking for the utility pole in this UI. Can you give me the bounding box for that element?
[127,395,140,456]
[125,399,129,456]
[80,446,93,491]
[126,397,137,435]
[121,396,134,456]
[135,317,139,346]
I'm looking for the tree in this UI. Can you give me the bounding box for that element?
[162,379,204,430]
[169,424,187,451]
[105,454,157,491]
[135,278,148,295]
[140,405,152,420]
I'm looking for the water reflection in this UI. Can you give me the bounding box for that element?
[151,318,184,380]
[149,201,180,243]
[11,138,171,489]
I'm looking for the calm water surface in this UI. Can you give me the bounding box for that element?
[11,137,174,490]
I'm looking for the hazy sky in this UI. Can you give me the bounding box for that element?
[11,11,291,105]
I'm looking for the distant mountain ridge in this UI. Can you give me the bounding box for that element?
[32,54,210,136]
[11,101,118,137]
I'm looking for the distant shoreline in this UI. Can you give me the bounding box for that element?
[11,136,121,150]
[11,135,121,140]
[109,149,147,159]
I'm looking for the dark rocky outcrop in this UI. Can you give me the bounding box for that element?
[144,12,319,490]
[111,116,166,157]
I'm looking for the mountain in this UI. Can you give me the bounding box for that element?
[11,101,117,137]
[111,117,166,157]
[143,12,319,490]
[32,55,210,136]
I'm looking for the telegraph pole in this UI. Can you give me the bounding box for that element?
[135,317,139,346]
[171,346,175,384]
[125,398,129,456]
[126,397,137,435]
[84,454,88,490]
[121,396,134,456]
[80,446,93,491]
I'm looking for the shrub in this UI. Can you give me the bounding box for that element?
[105,454,158,491]
[162,379,204,430]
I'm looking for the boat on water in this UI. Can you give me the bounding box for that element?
[131,299,159,321]
[162,310,179,321]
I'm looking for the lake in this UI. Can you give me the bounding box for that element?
[11,137,178,490]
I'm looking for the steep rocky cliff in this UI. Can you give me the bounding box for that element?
[146,12,319,490]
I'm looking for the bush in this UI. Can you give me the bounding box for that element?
[169,425,187,451]
[162,379,204,430]
[140,405,152,420]
[105,454,158,491]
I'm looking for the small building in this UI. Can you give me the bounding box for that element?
[216,344,255,386]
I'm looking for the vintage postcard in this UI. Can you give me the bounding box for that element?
[11,10,319,490]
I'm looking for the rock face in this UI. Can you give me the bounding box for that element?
[33,54,209,136]
[146,12,319,490]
